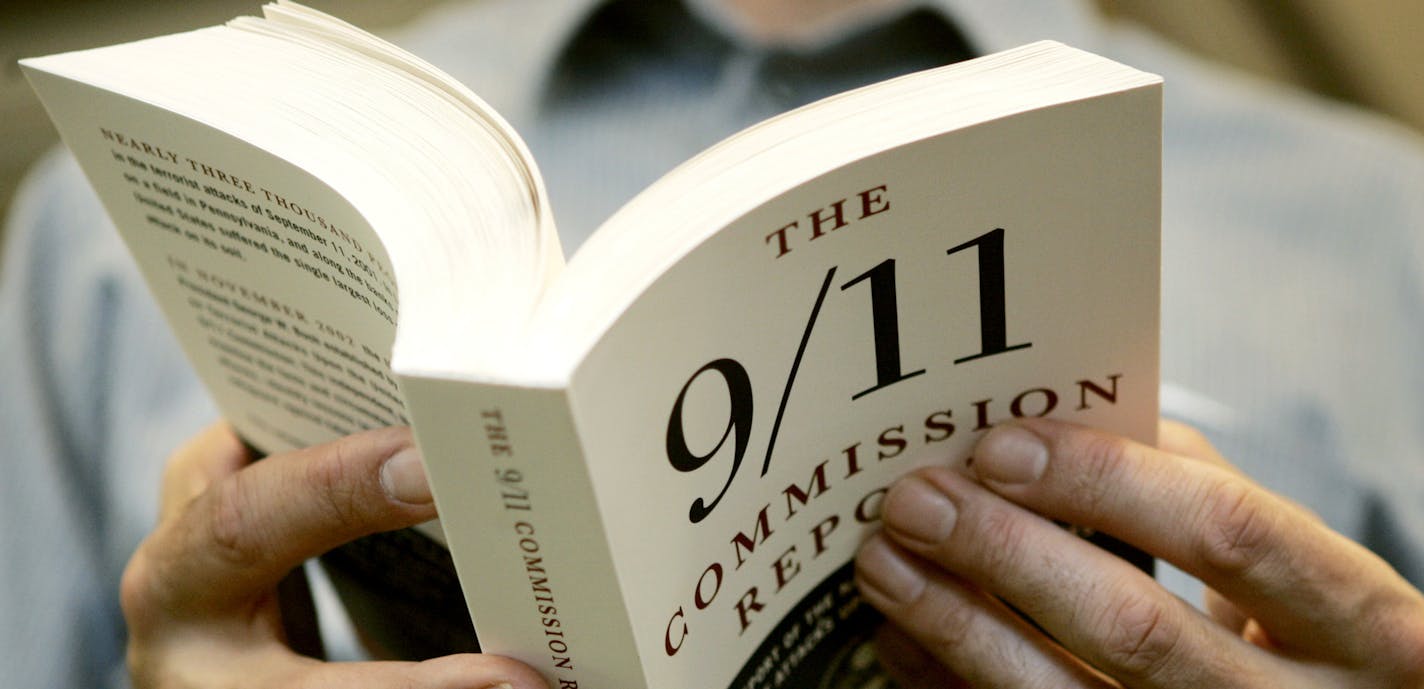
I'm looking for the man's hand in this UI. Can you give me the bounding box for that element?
[855,418,1424,688]
[120,423,547,689]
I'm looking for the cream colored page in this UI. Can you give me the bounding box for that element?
[570,86,1162,689]
[26,68,405,453]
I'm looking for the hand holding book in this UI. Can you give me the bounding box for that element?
[25,3,1162,686]
[128,415,1424,689]
[858,418,1424,688]
[121,423,545,689]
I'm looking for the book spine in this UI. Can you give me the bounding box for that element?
[399,375,646,689]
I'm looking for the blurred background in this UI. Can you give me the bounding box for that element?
[2,0,1422,244]
[0,0,449,242]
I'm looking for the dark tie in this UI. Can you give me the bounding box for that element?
[756,6,978,111]
[545,0,978,114]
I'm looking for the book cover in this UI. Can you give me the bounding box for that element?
[23,6,1162,686]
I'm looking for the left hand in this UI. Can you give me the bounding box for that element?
[854,418,1424,688]
[120,423,547,689]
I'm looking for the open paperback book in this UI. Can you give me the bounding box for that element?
[23,3,1162,687]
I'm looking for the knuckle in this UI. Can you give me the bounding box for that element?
[1196,478,1275,576]
[204,472,268,570]
[970,505,1034,577]
[1094,590,1183,679]
[121,570,186,689]
[119,542,162,635]
[120,523,210,633]
[916,589,981,655]
[1371,595,1424,683]
[302,445,367,530]
[1064,431,1134,518]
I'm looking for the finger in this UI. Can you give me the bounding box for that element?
[856,533,1113,689]
[1201,590,1283,654]
[966,418,1419,662]
[159,422,250,521]
[289,653,549,689]
[1203,588,1249,635]
[1156,419,1234,473]
[1158,420,1324,522]
[144,426,433,613]
[881,469,1280,688]
[871,622,971,689]
[149,645,546,689]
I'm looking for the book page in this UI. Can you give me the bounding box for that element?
[26,68,405,453]
[568,84,1162,689]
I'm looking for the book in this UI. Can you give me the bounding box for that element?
[22,3,1162,687]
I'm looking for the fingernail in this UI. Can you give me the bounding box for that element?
[857,537,926,604]
[974,426,1048,485]
[381,447,432,505]
[883,476,958,544]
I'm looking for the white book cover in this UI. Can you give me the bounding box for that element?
[23,7,1162,685]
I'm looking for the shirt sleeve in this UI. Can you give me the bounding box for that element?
[0,149,217,689]
[1112,24,1424,592]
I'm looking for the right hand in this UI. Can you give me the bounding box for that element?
[120,422,548,689]
[854,419,1424,688]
